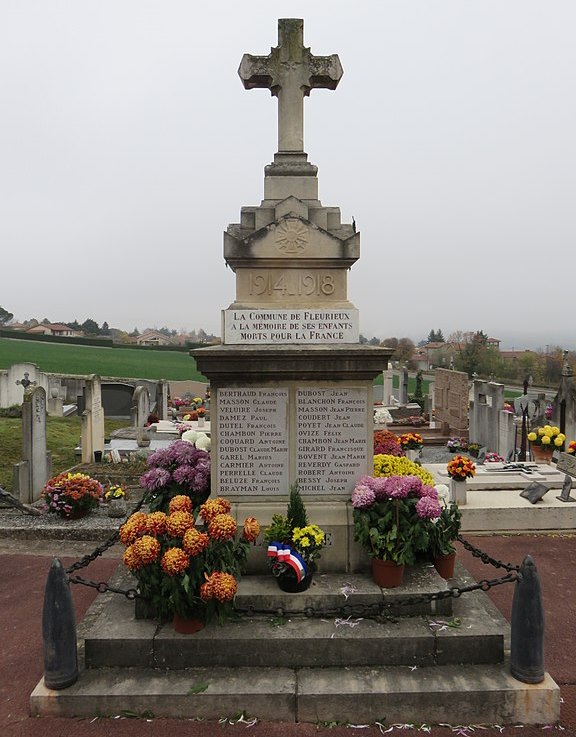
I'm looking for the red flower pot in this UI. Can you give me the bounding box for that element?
[172,613,204,634]
[371,558,405,588]
[433,552,456,580]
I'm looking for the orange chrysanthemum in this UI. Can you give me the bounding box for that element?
[123,544,140,570]
[119,512,148,545]
[200,571,237,603]
[208,513,237,541]
[161,547,189,576]
[132,535,161,566]
[165,511,196,538]
[242,516,260,543]
[199,497,232,523]
[145,511,168,536]
[182,528,210,556]
[169,495,194,514]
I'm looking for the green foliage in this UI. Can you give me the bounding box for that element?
[0,405,22,418]
[287,482,308,529]
[0,337,206,380]
[427,329,444,343]
[263,514,293,544]
[428,501,462,557]
[353,497,430,566]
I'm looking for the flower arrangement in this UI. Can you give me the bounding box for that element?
[468,442,480,457]
[351,475,441,565]
[196,406,206,418]
[527,425,565,450]
[120,495,260,623]
[373,454,435,486]
[373,430,403,457]
[139,440,211,513]
[264,484,325,587]
[447,437,461,451]
[446,455,476,481]
[42,472,104,519]
[183,412,198,421]
[429,499,462,558]
[181,429,211,452]
[484,451,504,463]
[391,415,427,427]
[105,484,126,501]
[171,397,185,409]
[567,441,576,455]
[398,432,423,451]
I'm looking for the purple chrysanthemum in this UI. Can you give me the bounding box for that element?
[419,484,438,499]
[140,467,171,491]
[371,477,389,500]
[382,476,410,499]
[416,496,442,520]
[351,484,376,509]
[401,475,423,496]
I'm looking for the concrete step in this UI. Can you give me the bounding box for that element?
[83,566,505,670]
[30,662,559,724]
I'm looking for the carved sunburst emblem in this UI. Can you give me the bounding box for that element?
[275,219,308,253]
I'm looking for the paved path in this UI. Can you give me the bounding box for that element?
[1,534,574,737]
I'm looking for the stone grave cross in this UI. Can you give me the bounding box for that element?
[239,18,343,152]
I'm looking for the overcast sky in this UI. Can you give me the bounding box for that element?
[1,1,574,351]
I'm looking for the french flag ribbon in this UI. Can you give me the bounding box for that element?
[267,541,308,582]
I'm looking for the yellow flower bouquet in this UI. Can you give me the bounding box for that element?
[120,495,260,624]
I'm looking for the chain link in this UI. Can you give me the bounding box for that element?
[457,534,520,572]
[62,505,520,608]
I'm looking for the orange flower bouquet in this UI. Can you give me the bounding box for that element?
[42,472,104,519]
[398,432,424,451]
[446,455,476,482]
[120,495,260,624]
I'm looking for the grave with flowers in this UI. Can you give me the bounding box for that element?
[31,18,559,728]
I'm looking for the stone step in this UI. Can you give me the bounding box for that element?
[83,568,505,670]
[30,662,560,724]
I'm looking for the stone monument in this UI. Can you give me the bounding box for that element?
[81,375,105,464]
[193,19,392,572]
[13,386,52,503]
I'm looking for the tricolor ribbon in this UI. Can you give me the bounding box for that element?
[267,541,308,582]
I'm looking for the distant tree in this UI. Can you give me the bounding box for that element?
[368,336,380,345]
[101,321,110,335]
[393,337,416,365]
[67,320,81,331]
[197,328,208,343]
[381,336,398,349]
[0,306,14,325]
[157,326,172,337]
[41,317,51,324]
[129,327,140,337]
[81,318,100,335]
[427,329,445,343]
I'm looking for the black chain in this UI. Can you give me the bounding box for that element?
[67,574,140,599]
[457,534,520,572]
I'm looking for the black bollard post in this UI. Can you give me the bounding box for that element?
[510,555,545,683]
[42,558,78,690]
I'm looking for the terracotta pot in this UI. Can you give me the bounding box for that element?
[172,613,204,634]
[371,558,405,588]
[276,571,313,593]
[434,552,456,579]
[530,444,553,463]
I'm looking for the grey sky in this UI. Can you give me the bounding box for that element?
[1,1,574,350]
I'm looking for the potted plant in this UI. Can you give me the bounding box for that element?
[447,437,461,453]
[139,440,211,512]
[264,484,325,592]
[468,442,480,458]
[428,499,461,579]
[567,441,576,456]
[105,483,128,518]
[351,475,441,587]
[120,495,260,632]
[527,425,565,463]
[42,472,104,519]
[446,455,476,505]
[398,432,424,462]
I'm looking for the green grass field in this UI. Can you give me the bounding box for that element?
[0,337,206,381]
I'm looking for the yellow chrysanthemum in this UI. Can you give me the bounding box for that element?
[165,510,196,538]
[182,528,210,556]
[527,432,537,442]
[199,497,232,523]
[551,426,560,435]
[208,513,237,541]
[242,517,261,543]
[132,535,161,566]
[554,437,564,447]
[123,544,140,570]
[541,435,551,445]
[373,454,434,486]
[169,495,194,514]
[161,547,189,575]
[537,427,546,436]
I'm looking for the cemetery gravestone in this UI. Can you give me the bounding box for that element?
[131,385,151,427]
[81,375,105,464]
[0,362,49,409]
[13,386,52,503]
[434,367,469,436]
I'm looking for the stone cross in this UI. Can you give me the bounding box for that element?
[238,18,343,153]
[16,372,37,391]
